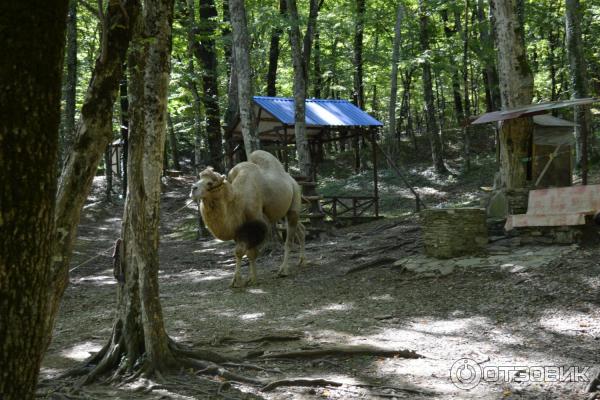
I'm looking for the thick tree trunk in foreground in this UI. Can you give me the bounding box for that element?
[122,0,175,367]
[46,0,141,349]
[0,2,68,399]
[418,0,447,173]
[388,3,403,140]
[566,0,591,183]
[230,0,259,157]
[81,0,177,381]
[491,0,533,189]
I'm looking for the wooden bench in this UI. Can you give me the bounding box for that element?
[505,184,600,231]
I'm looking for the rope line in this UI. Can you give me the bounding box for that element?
[69,199,197,273]
[69,245,115,273]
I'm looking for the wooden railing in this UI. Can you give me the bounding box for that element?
[320,196,379,219]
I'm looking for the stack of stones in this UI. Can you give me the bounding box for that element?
[421,208,488,259]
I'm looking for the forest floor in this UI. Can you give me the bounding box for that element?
[39,169,600,400]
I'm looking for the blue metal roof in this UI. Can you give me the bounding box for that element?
[253,96,383,127]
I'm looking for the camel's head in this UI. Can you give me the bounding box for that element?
[190,167,226,200]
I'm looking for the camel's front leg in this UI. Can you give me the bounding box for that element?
[230,244,245,288]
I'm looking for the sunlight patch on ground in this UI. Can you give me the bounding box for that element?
[239,312,265,321]
[247,288,267,294]
[370,293,394,301]
[410,316,492,335]
[72,274,115,286]
[60,341,103,361]
[539,311,599,336]
[300,302,354,318]
[193,247,217,254]
[39,367,65,379]
[161,269,230,282]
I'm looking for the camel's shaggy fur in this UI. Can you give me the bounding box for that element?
[190,150,306,287]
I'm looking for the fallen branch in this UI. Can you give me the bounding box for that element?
[356,383,437,396]
[255,345,422,360]
[220,332,303,344]
[345,257,395,275]
[261,378,343,392]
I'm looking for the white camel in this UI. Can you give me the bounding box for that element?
[190,150,306,287]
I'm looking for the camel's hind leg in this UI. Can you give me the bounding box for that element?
[246,248,259,286]
[279,210,306,276]
[296,221,306,266]
[230,244,245,288]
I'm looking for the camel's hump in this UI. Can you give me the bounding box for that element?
[248,150,286,173]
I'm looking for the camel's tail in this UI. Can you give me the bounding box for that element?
[235,220,268,249]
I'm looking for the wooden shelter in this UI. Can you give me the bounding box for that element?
[229,96,384,220]
[472,98,596,189]
[530,114,576,188]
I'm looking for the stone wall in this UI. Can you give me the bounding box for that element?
[421,208,488,259]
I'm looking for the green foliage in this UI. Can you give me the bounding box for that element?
[66,0,600,166]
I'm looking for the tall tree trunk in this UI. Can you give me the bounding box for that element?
[0,1,68,399]
[230,0,259,157]
[222,0,236,168]
[45,0,141,349]
[388,3,403,140]
[223,56,239,167]
[548,27,559,102]
[287,0,320,178]
[441,8,464,127]
[122,0,176,367]
[120,66,129,198]
[186,0,206,172]
[462,0,472,170]
[490,0,534,189]
[167,113,181,170]
[476,0,500,111]
[418,0,447,173]
[566,0,591,183]
[105,144,113,201]
[266,0,286,97]
[192,0,223,171]
[222,0,232,81]
[61,0,78,163]
[313,27,322,98]
[352,0,365,108]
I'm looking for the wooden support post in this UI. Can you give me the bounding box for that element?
[332,197,337,218]
[371,128,379,217]
[283,125,289,171]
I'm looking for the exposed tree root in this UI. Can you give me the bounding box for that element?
[345,257,396,274]
[254,344,423,360]
[355,383,436,396]
[261,378,343,392]
[222,361,282,373]
[213,332,303,345]
[587,371,600,392]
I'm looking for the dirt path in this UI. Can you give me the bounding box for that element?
[40,176,600,399]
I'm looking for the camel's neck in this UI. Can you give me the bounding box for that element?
[200,183,239,240]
